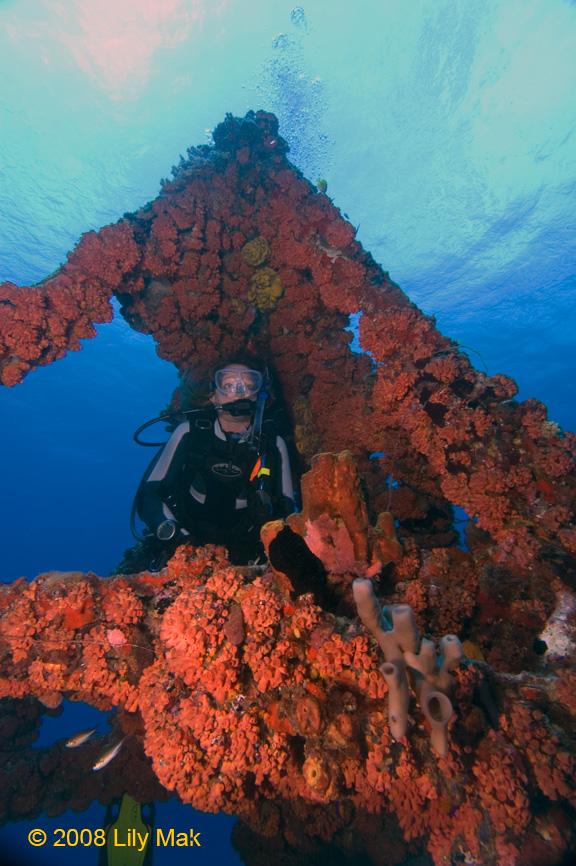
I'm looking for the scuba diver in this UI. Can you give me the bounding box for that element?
[132,355,298,569]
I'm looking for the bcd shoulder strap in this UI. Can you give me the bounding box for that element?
[184,408,279,473]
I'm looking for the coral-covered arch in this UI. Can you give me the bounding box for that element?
[1,110,576,865]
[1,110,574,585]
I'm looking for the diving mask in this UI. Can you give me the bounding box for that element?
[214,367,263,398]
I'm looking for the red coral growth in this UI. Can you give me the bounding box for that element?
[501,703,576,807]
[100,578,144,626]
[2,110,576,865]
[553,668,576,716]
[472,733,530,836]
[224,602,245,646]
[0,545,574,865]
[0,222,139,385]
[418,548,479,635]
[160,583,242,704]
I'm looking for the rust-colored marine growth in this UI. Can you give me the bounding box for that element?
[0,529,574,866]
[1,110,576,865]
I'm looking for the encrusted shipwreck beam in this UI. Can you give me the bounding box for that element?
[1,451,575,866]
[1,549,575,865]
[1,110,576,863]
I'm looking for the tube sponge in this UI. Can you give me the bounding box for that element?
[353,577,463,755]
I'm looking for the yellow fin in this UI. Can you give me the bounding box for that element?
[105,793,151,866]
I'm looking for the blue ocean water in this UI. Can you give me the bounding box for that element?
[1,1,575,864]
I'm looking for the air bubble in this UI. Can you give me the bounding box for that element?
[290,7,308,30]
[272,33,289,50]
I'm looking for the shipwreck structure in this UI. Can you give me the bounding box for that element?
[1,111,575,866]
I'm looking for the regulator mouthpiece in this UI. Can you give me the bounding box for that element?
[214,398,256,417]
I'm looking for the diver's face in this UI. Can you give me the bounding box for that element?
[211,364,261,406]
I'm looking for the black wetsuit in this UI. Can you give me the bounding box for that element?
[137,408,296,564]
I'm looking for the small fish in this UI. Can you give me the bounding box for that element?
[92,737,127,772]
[316,177,328,193]
[462,640,485,662]
[65,728,96,749]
